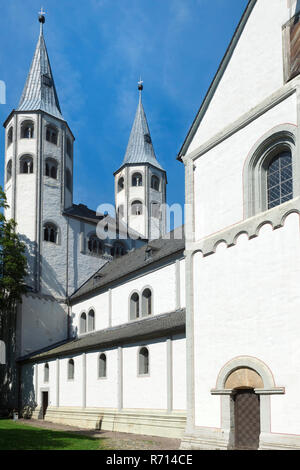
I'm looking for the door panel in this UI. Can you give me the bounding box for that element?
[234,389,260,450]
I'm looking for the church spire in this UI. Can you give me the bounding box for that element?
[17,10,63,120]
[121,82,164,171]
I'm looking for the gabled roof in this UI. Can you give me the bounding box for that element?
[118,90,164,172]
[177,0,257,160]
[70,225,185,302]
[17,26,63,120]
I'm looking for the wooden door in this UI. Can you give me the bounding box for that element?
[234,389,260,450]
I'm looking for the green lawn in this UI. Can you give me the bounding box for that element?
[0,419,105,450]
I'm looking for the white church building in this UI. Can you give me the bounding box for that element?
[2,0,300,450]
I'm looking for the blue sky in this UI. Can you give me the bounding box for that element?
[0,0,249,215]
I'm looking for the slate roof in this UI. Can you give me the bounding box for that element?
[70,226,185,302]
[63,204,104,225]
[119,91,164,171]
[19,308,186,363]
[17,27,63,120]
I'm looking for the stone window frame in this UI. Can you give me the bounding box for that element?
[7,126,13,148]
[20,119,35,139]
[67,358,75,381]
[129,290,140,321]
[87,308,95,332]
[43,221,61,245]
[79,311,87,334]
[141,286,153,317]
[118,176,124,192]
[87,232,104,258]
[243,124,298,219]
[45,157,59,180]
[19,154,34,174]
[211,356,285,449]
[6,159,12,183]
[131,199,143,215]
[151,174,160,191]
[98,352,107,380]
[45,125,59,146]
[44,363,49,383]
[137,345,150,377]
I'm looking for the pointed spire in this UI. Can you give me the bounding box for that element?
[121,82,164,171]
[17,11,63,120]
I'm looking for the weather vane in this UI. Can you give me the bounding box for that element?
[138,77,143,91]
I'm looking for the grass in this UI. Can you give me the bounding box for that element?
[0,419,105,450]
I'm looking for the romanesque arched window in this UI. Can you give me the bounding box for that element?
[142,288,152,316]
[20,155,33,174]
[21,120,34,139]
[138,347,149,375]
[7,127,13,147]
[68,359,74,380]
[80,312,87,334]
[111,242,125,258]
[131,200,143,215]
[130,292,140,320]
[6,160,12,183]
[44,363,49,383]
[88,309,95,331]
[46,126,58,145]
[132,172,143,187]
[45,158,58,180]
[151,175,160,191]
[118,177,124,192]
[267,151,293,209]
[43,223,58,244]
[98,353,107,378]
[88,234,103,257]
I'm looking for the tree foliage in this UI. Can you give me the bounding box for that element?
[0,187,27,312]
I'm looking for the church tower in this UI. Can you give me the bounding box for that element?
[114,82,167,240]
[3,12,74,293]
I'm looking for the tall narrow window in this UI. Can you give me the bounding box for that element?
[6,160,12,183]
[267,151,293,209]
[66,169,72,191]
[130,292,139,320]
[151,175,160,191]
[66,137,72,157]
[131,200,143,215]
[151,202,160,218]
[20,155,33,174]
[80,312,87,334]
[118,177,124,192]
[88,309,95,331]
[138,347,149,375]
[132,172,143,187]
[43,223,58,244]
[142,288,152,316]
[44,363,49,383]
[7,127,13,147]
[21,120,34,139]
[99,353,107,378]
[68,359,74,380]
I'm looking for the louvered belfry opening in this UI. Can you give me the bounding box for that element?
[284,12,300,82]
[233,389,260,450]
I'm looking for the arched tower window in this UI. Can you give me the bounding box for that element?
[142,288,152,316]
[132,172,143,187]
[111,242,125,258]
[43,223,58,244]
[66,137,72,157]
[267,151,293,209]
[7,127,13,147]
[151,175,160,191]
[99,353,107,378]
[45,158,58,180]
[6,160,12,183]
[46,126,58,145]
[118,177,124,192]
[66,169,72,191]
[21,120,34,139]
[20,155,33,174]
[88,234,103,257]
[80,312,87,334]
[68,359,74,380]
[138,347,149,375]
[131,200,143,215]
[88,309,95,331]
[130,292,140,320]
[44,363,49,383]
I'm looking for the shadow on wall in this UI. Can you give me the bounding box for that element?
[20,363,36,418]
[0,305,18,414]
[19,234,65,297]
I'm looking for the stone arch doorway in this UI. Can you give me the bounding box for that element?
[226,367,263,450]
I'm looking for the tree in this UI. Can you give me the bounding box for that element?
[0,187,27,414]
